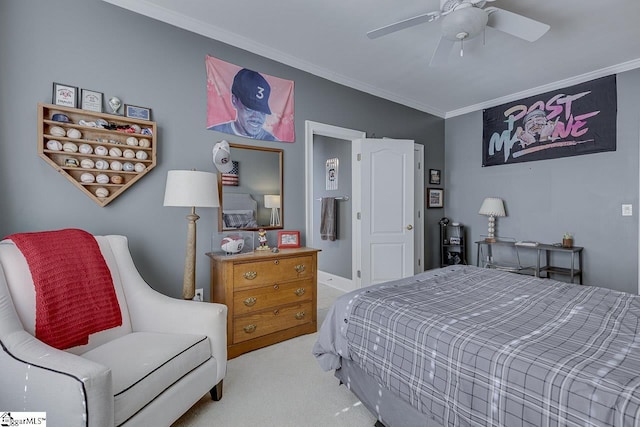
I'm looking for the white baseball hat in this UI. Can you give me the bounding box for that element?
[212,140,233,173]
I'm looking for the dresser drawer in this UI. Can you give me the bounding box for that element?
[233,279,312,315]
[233,301,313,344]
[233,255,313,288]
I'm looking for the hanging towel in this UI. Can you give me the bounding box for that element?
[4,228,122,350]
[320,197,337,241]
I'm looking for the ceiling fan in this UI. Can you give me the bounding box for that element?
[367,0,550,66]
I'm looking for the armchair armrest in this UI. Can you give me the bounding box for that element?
[105,235,227,380]
[0,330,113,427]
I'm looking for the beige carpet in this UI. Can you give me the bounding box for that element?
[172,284,377,427]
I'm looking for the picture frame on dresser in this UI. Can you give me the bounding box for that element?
[81,89,103,112]
[52,82,78,108]
[277,230,300,248]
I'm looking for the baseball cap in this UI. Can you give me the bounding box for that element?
[212,140,233,173]
[52,113,71,123]
[231,68,272,114]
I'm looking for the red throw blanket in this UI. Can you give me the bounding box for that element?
[5,229,122,350]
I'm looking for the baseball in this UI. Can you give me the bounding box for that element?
[138,138,151,148]
[96,173,110,184]
[80,172,95,183]
[134,162,146,173]
[109,147,123,157]
[95,187,109,198]
[94,146,108,156]
[79,144,93,154]
[66,128,82,139]
[126,136,139,146]
[49,126,66,137]
[46,140,62,151]
[95,159,110,170]
[110,160,123,171]
[80,159,95,169]
[110,175,124,184]
[123,149,135,159]
[63,142,78,153]
[123,162,135,172]
[130,124,141,134]
[135,150,148,160]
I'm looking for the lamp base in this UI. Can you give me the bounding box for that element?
[484,237,496,243]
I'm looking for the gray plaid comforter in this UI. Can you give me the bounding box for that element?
[313,266,640,426]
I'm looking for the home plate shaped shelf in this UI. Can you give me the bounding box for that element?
[37,103,157,207]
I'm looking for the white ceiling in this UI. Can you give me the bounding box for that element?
[103,0,640,118]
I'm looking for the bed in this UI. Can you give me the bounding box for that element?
[222,193,259,229]
[313,265,640,427]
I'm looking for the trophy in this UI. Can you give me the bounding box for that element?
[108,97,121,115]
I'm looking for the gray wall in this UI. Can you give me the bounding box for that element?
[0,0,444,301]
[313,135,352,279]
[444,69,640,294]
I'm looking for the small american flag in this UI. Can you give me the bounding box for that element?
[222,161,239,186]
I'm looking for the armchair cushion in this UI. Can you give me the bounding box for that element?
[82,332,213,426]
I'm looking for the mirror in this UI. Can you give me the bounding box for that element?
[218,143,283,232]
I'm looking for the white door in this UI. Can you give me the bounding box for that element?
[353,138,414,287]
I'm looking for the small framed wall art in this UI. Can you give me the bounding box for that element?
[429,169,441,185]
[427,188,444,208]
[81,89,103,112]
[124,104,152,121]
[52,82,78,108]
[277,230,301,248]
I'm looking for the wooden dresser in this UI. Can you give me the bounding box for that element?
[207,247,319,358]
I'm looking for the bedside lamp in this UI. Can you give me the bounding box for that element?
[164,170,219,299]
[478,197,505,242]
[264,195,281,226]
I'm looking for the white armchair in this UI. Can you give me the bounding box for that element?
[0,234,227,427]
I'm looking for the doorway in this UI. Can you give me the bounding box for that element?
[305,121,425,292]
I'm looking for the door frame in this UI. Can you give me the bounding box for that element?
[305,121,365,291]
[305,121,425,291]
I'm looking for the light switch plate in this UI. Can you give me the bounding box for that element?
[622,204,633,216]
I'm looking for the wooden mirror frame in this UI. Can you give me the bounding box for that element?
[217,143,284,232]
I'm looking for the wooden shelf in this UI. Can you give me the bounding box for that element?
[38,103,157,207]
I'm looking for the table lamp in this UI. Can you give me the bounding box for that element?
[164,170,219,299]
[478,197,505,242]
[264,194,281,226]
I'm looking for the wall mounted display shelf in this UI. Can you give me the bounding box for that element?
[37,103,157,207]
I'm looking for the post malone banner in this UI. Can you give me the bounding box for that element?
[482,75,616,167]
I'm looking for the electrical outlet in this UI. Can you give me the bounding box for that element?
[193,288,204,302]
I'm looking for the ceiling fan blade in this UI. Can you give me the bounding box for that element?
[367,11,439,39]
[486,7,549,42]
[429,36,455,67]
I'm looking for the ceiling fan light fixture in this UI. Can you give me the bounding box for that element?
[441,6,488,41]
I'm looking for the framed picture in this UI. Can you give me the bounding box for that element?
[427,188,444,208]
[124,104,152,121]
[277,230,301,248]
[81,89,103,112]
[52,82,78,108]
[429,169,441,185]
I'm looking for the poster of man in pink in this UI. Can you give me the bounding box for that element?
[206,55,295,142]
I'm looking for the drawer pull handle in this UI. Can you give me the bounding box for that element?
[273,260,280,265]
[295,311,306,320]
[294,288,306,297]
[294,264,306,273]
[243,297,257,307]
[273,284,280,290]
[243,324,257,334]
[273,309,280,315]
[243,271,257,280]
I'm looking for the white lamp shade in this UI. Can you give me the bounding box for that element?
[478,197,506,217]
[163,170,219,208]
[264,195,281,209]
